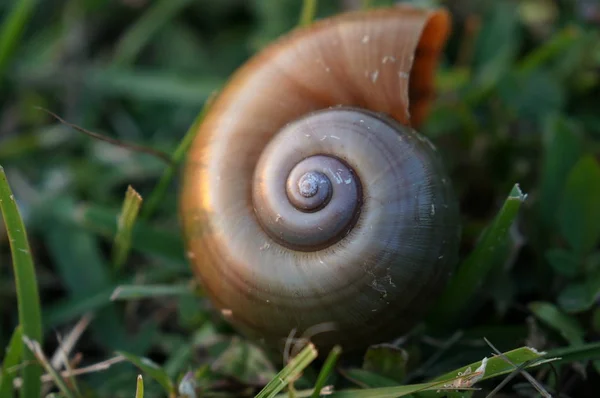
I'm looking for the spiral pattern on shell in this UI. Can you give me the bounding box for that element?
[180,5,461,353]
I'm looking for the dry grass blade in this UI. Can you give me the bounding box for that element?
[43,315,93,397]
[49,314,93,370]
[36,107,174,165]
[485,360,539,398]
[22,336,76,398]
[483,337,552,397]
[13,356,126,389]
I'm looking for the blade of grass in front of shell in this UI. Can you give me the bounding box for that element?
[255,343,318,398]
[310,345,342,398]
[298,0,318,27]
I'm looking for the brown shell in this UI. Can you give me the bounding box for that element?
[180,5,457,354]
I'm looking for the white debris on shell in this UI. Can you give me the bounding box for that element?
[315,58,331,73]
[367,268,396,297]
[333,172,343,184]
[221,309,233,317]
[362,35,370,43]
[370,70,379,83]
[398,71,410,79]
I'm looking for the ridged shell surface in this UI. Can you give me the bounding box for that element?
[180,6,459,353]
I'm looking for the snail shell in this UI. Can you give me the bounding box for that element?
[180,5,460,354]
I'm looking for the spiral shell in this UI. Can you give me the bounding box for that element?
[180,5,460,353]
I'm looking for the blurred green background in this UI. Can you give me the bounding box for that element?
[1,0,600,397]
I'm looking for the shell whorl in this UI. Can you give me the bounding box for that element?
[180,6,459,353]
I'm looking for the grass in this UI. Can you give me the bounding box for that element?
[0,167,42,398]
[1,0,600,397]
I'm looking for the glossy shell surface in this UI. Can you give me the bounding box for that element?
[180,5,459,353]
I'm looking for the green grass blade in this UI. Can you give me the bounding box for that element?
[0,0,37,76]
[547,341,600,364]
[110,283,195,301]
[305,346,554,398]
[298,0,318,27]
[0,166,42,398]
[430,346,551,383]
[112,186,143,271]
[311,345,341,398]
[427,184,527,327]
[255,343,318,398]
[529,301,585,345]
[0,326,23,398]
[142,94,216,219]
[113,0,195,66]
[135,375,144,398]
